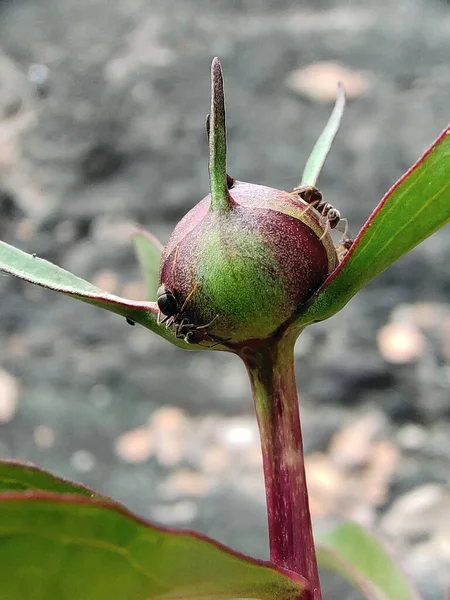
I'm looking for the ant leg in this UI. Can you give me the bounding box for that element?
[336,219,354,248]
[335,217,348,237]
[180,320,197,332]
[158,311,171,326]
[198,336,223,349]
[205,334,232,348]
[319,219,332,241]
[300,201,320,219]
[194,315,219,331]
[203,340,221,349]
[174,319,185,338]
[165,316,175,329]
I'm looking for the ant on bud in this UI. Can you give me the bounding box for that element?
[335,236,354,262]
[156,283,225,347]
[291,184,354,261]
[157,246,227,347]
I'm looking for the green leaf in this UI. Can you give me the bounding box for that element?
[298,126,450,325]
[316,522,420,600]
[0,460,99,497]
[131,229,163,301]
[301,83,346,187]
[0,493,309,600]
[0,241,190,349]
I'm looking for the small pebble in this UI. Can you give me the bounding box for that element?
[397,423,427,451]
[33,425,55,448]
[115,427,153,463]
[0,369,19,423]
[89,384,112,408]
[286,61,370,103]
[121,281,147,301]
[329,412,387,470]
[70,449,96,473]
[201,445,231,473]
[150,501,198,525]
[382,484,449,541]
[150,406,187,467]
[161,470,209,498]
[377,322,425,364]
[27,63,51,97]
[150,406,187,433]
[221,421,257,450]
[91,269,119,294]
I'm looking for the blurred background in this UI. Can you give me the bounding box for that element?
[1,0,450,598]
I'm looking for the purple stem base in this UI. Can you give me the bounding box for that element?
[242,335,322,600]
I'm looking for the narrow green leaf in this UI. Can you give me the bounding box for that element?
[0,460,98,498]
[316,522,420,600]
[0,493,309,600]
[301,83,346,187]
[208,57,235,213]
[131,229,163,301]
[0,241,189,349]
[298,126,450,325]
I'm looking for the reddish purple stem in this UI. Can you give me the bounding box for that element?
[243,335,321,600]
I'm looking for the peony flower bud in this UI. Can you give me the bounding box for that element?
[159,182,337,344]
[158,59,338,346]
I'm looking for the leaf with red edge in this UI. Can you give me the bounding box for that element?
[0,241,189,349]
[298,126,450,325]
[0,491,309,600]
[316,522,421,600]
[0,460,99,497]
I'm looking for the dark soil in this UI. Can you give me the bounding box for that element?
[1,0,450,598]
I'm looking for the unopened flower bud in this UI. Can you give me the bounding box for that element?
[158,59,338,346]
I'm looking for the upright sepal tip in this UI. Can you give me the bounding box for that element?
[208,57,235,212]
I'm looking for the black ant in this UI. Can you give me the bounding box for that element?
[335,236,354,262]
[292,184,342,231]
[291,184,354,259]
[156,283,226,347]
[176,317,226,347]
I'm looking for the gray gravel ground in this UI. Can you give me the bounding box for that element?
[1,0,450,598]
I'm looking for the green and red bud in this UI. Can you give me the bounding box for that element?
[158,59,338,346]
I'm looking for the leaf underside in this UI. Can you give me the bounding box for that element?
[299,126,450,325]
[316,522,420,600]
[0,241,190,349]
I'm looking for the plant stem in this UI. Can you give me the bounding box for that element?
[242,334,322,600]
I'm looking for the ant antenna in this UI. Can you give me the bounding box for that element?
[193,315,218,330]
